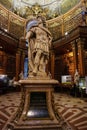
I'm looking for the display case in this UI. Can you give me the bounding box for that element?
[0,74,9,92]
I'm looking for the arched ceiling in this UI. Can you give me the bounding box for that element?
[0,0,80,20]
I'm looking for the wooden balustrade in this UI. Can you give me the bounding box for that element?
[0,1,85,40]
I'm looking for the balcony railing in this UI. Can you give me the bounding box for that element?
[0,1,86,41]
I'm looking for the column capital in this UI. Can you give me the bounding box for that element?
[16,50,21,55]
[76,38,85,43]
[76,38,85,48]
[71,40,76,50]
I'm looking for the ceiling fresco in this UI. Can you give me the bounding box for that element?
[0,0,80,19]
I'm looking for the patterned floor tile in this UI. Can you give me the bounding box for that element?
[0,92,87,130]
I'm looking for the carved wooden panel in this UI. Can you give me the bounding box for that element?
[64,13,82,33]
[0,10,8,30]
[9,21,24,38]
[49,24,62,41]
[0,51,6,74]
[6,55,16,77]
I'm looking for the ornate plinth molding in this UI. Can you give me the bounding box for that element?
[7,79,69,130]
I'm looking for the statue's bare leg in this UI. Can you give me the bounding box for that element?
[33,50,42,76]
[39,56,45,72]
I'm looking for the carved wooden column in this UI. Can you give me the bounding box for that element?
[77,38,85,76]
[3,52,7,74]
[50,50,55,79]
[15,51,21,81]
[21,52,25,72]
[0,51,7,74]
[71,40,78,72]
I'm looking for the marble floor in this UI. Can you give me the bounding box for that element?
[0,91,87,130]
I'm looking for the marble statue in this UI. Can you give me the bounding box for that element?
[26,16,52,78]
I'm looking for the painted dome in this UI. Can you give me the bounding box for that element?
[0,0,80,19]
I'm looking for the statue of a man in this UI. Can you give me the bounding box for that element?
[26,16,52,78]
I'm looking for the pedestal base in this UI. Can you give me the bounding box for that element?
[7,79,67,130]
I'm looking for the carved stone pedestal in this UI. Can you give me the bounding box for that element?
[7,79,64,130]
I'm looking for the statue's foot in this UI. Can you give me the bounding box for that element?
[37,71,47,77]
[28,73,34,78]
[33,72,37,76]
[33,69,38,76]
